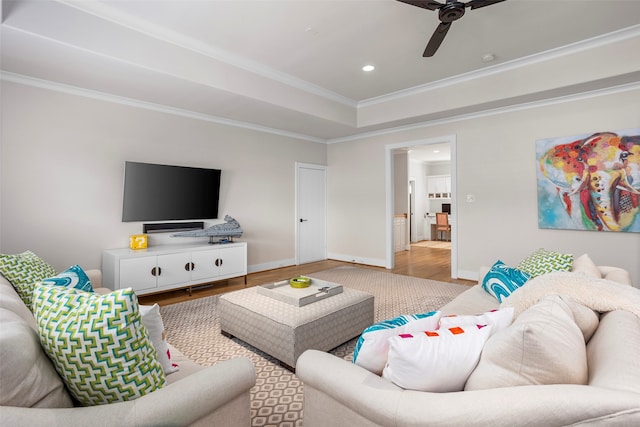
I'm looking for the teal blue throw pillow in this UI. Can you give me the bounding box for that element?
[482,260,531,303]
[42,265,93,293]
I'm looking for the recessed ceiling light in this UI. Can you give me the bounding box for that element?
[362,65,375,72]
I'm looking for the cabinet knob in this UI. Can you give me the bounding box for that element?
[215,258,223,267]
[185,262,195,271]
[151,267,162,276]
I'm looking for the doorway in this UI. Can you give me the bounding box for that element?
[295,162,327,264]
[385,135,457,277]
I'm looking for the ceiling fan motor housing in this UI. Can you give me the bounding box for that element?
[439,2,466,22]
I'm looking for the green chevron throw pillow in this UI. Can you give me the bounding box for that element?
[0,250,57,309]
[516,248,573,278]
[32,285,166,406]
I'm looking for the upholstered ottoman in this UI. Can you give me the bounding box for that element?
[218,285,374,370]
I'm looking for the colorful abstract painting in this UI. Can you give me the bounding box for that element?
[537,129,640,232]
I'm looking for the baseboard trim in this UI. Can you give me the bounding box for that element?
[248,259,296,274]
[327,253,387,268]
[457,269,479,282]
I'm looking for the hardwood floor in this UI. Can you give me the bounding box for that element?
[138,244,473,307]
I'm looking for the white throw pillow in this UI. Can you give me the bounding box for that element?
[439,307,514,337]
[571,254,601,279]
[353,311,441,375]
[465,295,588,390]
[140,304,179,375]
[382,324,492,392]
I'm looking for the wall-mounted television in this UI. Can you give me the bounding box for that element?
[122,161,221,222]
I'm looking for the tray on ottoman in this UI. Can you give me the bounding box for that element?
[257,277,342,307]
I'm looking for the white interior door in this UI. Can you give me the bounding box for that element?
[296,163,327,264]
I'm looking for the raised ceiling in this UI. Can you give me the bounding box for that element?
[2,0,639,142]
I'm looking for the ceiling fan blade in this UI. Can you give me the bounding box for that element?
[396,0,444,11]
[423,22,451,57]
[466,0,507,10]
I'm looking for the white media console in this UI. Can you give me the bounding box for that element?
[102,242,247,296]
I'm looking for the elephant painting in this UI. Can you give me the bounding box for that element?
[537,129,640,232]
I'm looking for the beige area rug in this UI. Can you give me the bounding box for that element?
[412,240,451,249]
[160,266,469,427]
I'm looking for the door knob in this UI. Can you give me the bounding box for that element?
[300,218,308,222]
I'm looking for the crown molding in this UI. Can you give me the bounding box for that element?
[0,71,327,144]
[328,81,640,144]
[359,24,640,107]
[4,71,637,146]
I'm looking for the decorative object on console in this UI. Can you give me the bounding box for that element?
[537,128,640,233]
[129,234,148,250]
[172,215,243,244]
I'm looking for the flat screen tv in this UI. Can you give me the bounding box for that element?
[122,161,221,222]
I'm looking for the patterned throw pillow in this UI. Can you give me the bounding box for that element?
[482,260,531,302]
[32,285,166,406]
[440,307,514,337]
[353,311,441,375]
[516,248,573,277]
[41,265,93,293]
[0,251,57,309]
[382,324,492,392]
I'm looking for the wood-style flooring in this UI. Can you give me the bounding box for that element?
[138,243,473,307]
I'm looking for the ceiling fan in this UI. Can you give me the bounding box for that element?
[398,0,507,57]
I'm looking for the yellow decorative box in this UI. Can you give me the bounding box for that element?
[129,234,148,250]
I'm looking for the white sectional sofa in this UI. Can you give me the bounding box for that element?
[0,269,256,426]
[297,263,640,426]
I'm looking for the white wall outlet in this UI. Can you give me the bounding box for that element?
[466,194,476,203]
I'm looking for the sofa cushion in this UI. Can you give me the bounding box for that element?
[465,295,587,390]
[41,264,93,293]
[481,260,531,302]
[32,284,166,406]
[516,248,573,277]
[353,311,441,375]
[140,304,179,375]
[383,324,492,392]
[0,251,57,309]
[0,308,74,408]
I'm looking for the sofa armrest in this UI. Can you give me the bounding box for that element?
[0,357,256,427]
[297,350,640,427]
[598,266,632,285]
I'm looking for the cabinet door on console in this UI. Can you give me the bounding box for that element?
[120,256,158,292]
[190,249,221,281]
[217,246,246,277]
[156,252,192,287]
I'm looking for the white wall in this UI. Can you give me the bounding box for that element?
[0,82,327,273]
[2,82,638,286]
[327,88,640,285]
